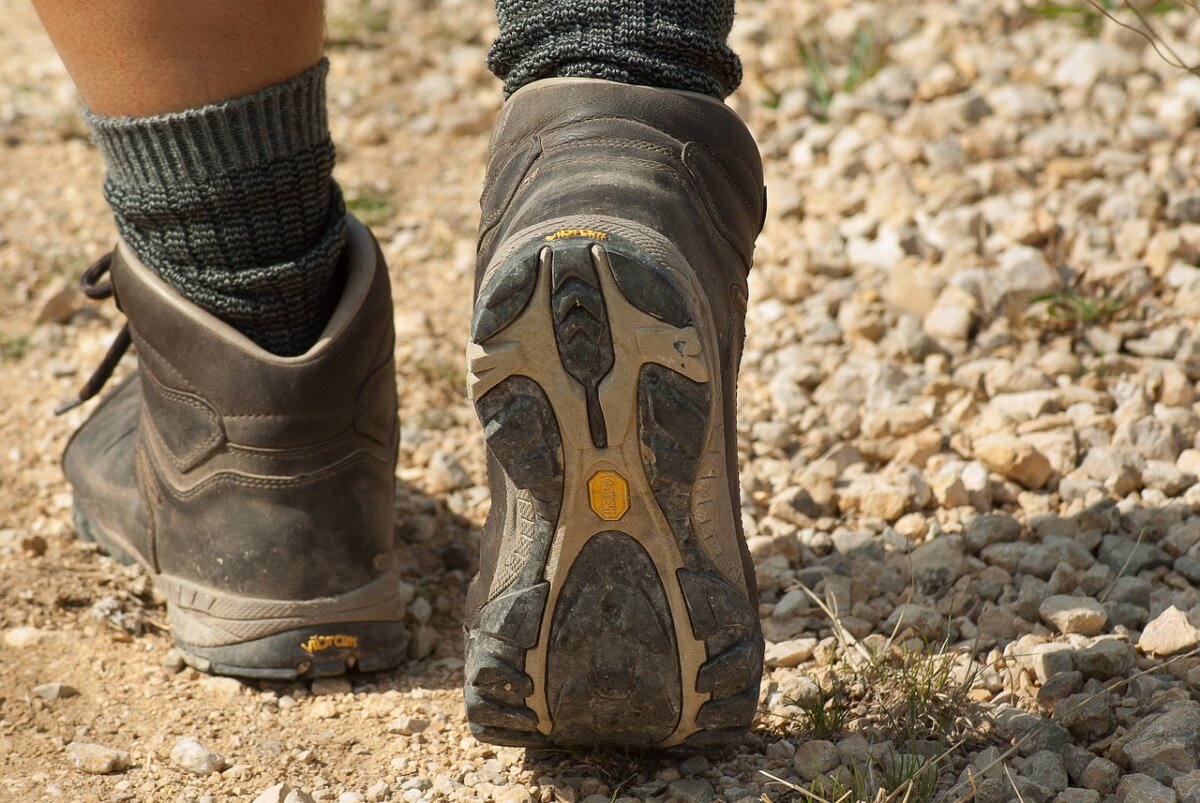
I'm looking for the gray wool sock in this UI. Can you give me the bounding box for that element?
[87,59,346,357]
[488,0,742,98]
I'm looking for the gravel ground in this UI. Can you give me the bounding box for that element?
[3,0,1200,800]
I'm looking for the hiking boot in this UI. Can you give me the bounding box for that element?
[464,78,767,748]
[62,217,408,678]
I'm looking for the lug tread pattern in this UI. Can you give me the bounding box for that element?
[637,364,711,569]
[549,245,615,449]
[546,531,682,746]
[472,253,539,343]
[468,365,565,740]
[465,633,543,734]
[639,354,762,740]
[475,379,563,508]
[607,250,691,327]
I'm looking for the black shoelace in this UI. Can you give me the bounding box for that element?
[54,252,132,416]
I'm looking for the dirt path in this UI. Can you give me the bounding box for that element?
[4,0,1200,801]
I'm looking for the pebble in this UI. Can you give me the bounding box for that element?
[387,714,430,735]
[162,649,187,673]
[311,677,353,696]
[1038,595,1107,636]
[34,277,79,325]
[1021,750,1068,793]
[883,603,945,639]
[424,451,471,493]
[908,536,966,583]
[1125,704,1200,783]
[1073,639,1135,679]
[1116,773,1176,803]
[253,783,318,803]
[198,676,243,697]
[66,742,130,775]
[964,514,1021,553]
[923,295,974,342]
[33,682,78,700]
[364,781,390,802]
[170,737,226,775]
[1139,606,1200,656]
[665,779,715,803]
[1058,790,1100,803]
[1036,670,1082,707]
[793,740,841,781]
[1174,771,1200,802]
[1053,692,1115,741]
[4,626,50,648]
[973,434,1053,489]
[765,637,817,668]
[1098,535,1171,575]
[1080,758,1121,795]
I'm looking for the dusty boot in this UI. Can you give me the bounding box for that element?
[464,78,766,748]
[62,217,408,678]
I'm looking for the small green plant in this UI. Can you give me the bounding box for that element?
[1,335,29,361]
[1030,0,1117,34]
[345,193,393,228]
[881,752,938,802]
[764,584,990,801]
[869,639,973,747]
[802,773,853,802]
[1029,288,1130,327]
[1032,0,1183,33]
[763,759,940,803]
[785,678,851,740]
[759,82,784,110]
[1030,1,1198,74]
[797,25,885,121]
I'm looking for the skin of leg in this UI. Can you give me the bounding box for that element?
[31,0,325,116]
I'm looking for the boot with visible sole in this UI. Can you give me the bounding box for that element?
[63,217,408,679]
[464,78,767,748]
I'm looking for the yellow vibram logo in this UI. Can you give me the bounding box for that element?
[545,229,609,241]
[588,470,630,521]
[299,634,359,655]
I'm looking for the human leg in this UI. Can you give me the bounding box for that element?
[34,0,341,356]
[44,1,408,677]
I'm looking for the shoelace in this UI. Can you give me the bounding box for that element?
[54,252,132,415]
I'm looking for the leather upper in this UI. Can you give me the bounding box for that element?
[63,217,400,600]
[478,78,766,286]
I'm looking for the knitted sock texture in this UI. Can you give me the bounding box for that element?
[87,59,346,357]
[488,0,742,98]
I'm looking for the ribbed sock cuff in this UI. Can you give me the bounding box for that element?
[489,0,743,98]
[86,60,347,357]
[86,60,332,188]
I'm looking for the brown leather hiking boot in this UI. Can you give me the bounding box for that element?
[464,78,767,748]
[62,217,408,678]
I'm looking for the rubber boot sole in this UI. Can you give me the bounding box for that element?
[73,503,408,679]
[465,220,762,749]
